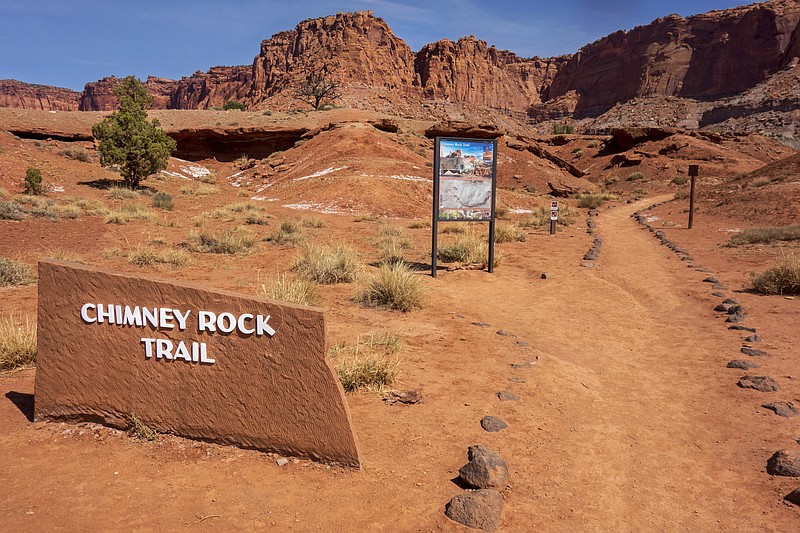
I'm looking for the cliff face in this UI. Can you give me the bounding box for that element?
[169,66,252,109]
[251,11,417,104]
[544,0,800,117]
[414,37,568,112]
[0,80,80,111]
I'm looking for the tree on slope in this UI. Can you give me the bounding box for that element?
[293,73,342,110]
[92,76,176,189]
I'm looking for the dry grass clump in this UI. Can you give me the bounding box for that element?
[67,197,109,216]
[727,225,800,246]
[408,219,431,229]
[355,261,424,312]
[47,250,86,264]
[104,203,155,224]
[523,204,577,227]
[0,200,26,221]
[268,220,304,245]
[193,226,256,254]
[127,413,159,442]
[375,225,412,265]
[128,246,192,267]
[244,212,270,225]
[330,332,401,392]
[107,186,139,200]
[750,254,800,295]
[494,223,527,243]
[151,192,174,210]
[577,192,617,208]
[258,273,319,306]
[292,243,361,284]
[58,147,92,163]
[0,314,37,372]
[353,214,378,222]
[438,234,499,267]
[301,217,326,228]
[0,258,36,286]
[180,184,218,196]
[441,224,467,234]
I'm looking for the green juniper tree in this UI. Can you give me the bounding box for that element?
[92,76,176,189]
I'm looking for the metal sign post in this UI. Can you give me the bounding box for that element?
[688,164,699,229]
[431,137,498,277]
[550,200,558,235]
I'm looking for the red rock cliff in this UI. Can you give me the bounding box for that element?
[0,80,80,111]
[544,0,800,117]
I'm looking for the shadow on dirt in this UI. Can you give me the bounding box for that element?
[5,391,34,422]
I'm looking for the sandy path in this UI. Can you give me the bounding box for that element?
[1,196,797,531]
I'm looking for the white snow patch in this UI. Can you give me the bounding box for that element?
[225,170,247,187]
[386,175,431,182]
[251,196,279,202]
[510,209,532,214]
[48,185,65,193]
[160,171,191,180]
[293,166,347,181]
[283,202,350,214]
[645,215,660,222]
[718,228,742,233]
[179,163,211,178]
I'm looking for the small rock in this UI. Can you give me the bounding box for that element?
[725,313,745,323]
[497,391,520,401]
[581,261,594,268]
[727,305,744,315]
[276,457,289,467]
[741,347,769,357]
[384,390,422,404]
[722,298,740,305]
[762,402,798,417]
[727,360,760,370]
[729,325,757,333]
[738,375,779,392]
[540,272,552,279]
[480,416,508,433]
[514,341,529,347]
[784,488,800,506]
[445,489,504,532]
[511,361,533,369]
[496,330,516,337]
[472,322,491,328]
[714,303,733,312]
[767,450,800,477]
[744,334,762,343]
[711,292,726,298]
[458,445,509,489]
[508,377,526,383]
[712,282,728,290]
[703,276,720,283]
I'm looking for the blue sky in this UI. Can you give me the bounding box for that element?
[0,0,752,91]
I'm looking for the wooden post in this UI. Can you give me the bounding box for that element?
[688,165,699,230]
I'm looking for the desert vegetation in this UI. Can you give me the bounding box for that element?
[292,243,361,284]
[0,313,36,372]
[0,258,36,286]
[258,273,319,306]
[750,254,800,295]
[330,332,401,392]
[727,225,800,246]
[355,261,424,312]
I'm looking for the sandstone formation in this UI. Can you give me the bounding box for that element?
[541,0,800,117]
[0,80,79,111]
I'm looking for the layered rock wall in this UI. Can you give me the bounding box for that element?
[0,80,80,111]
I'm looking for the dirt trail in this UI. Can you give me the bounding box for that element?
[1,196,798,531]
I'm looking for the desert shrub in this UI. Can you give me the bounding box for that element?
[441,224,467,235]
[234,155,251,170]
[268,220,304,245]
[626,172,645,182]
[193,226,255,254]
[355,261,424,312]
[69,197,109,216]
[494,206,509,219]
[0,314,37,372]
[727,225,800,246]
[128,246,191,267]
[0,201,26,221]
[331,333,401,392]
[437,234,498,267]
[494,223,527,243]
[58,147,92,163]
[258,273,319,306]
[577,192,616,208]
[551,122,574,134]
[23,167,43,195]
[54,204,80,219]
[353,214,378,222]
[674,190,689,200]
[408,219,431,229]
[244,212,270,225]
[524,204,577,227]
[180,184,218,196]
[751,178,771,188]
[292,243,361,284]
[301,217,326,228]
[0,188,8,198]
[198,174,216,184]
[108,186,139,200]
[104,203,155,224]
[223,100,246,111]
[0,258,36,286]
[47,250,86,263]
[151,192,174,210]
[671,176,689,186]
[572,149,584,158]
[750,254,800,295]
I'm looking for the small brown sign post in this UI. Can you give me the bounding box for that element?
[550,200,558,235]
[688,164,699,229]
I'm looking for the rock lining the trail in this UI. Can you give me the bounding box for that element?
[762,402,798,417]
[480,416,508,432]
[741,347,769,357]
[727,360,760,370]
[767,450,800,477]
[738,375,779,392]
[497,390,520,401]
[458,445,510,489]
[445,489,504,532]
